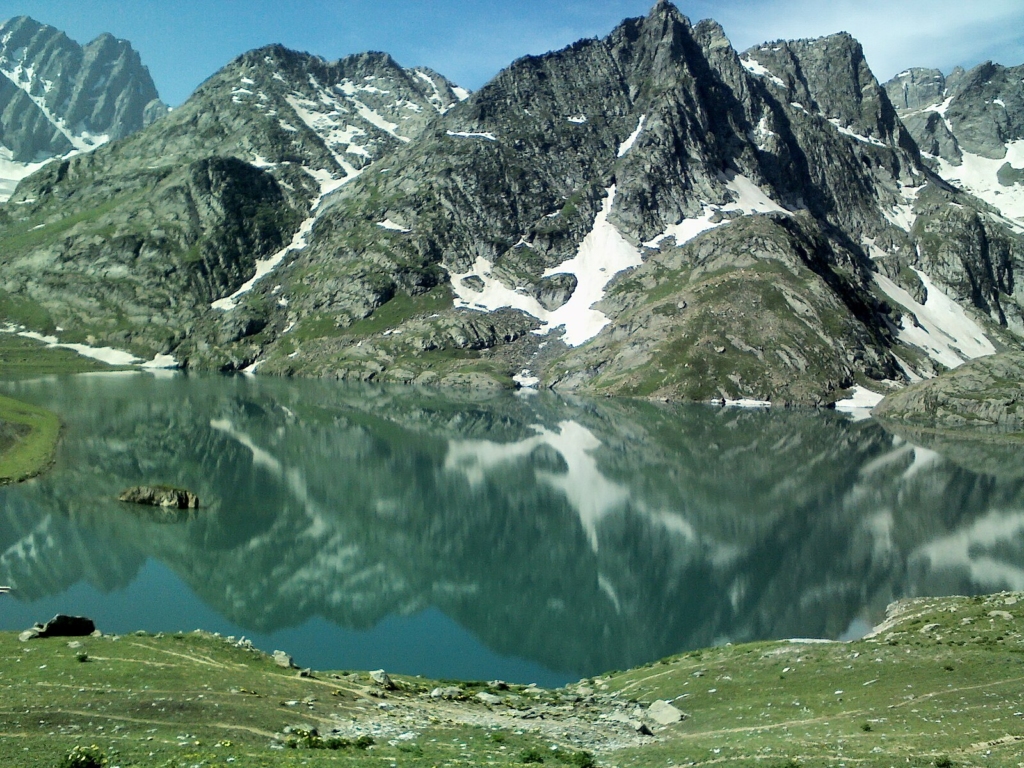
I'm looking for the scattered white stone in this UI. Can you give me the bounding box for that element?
[647,700,684,725]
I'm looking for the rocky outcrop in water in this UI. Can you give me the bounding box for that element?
[875,351,1024,432]
[118,485,200,510]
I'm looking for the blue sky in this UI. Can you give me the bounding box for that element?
[6,0,1024,106]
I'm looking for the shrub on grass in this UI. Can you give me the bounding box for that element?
[59,745,108,768]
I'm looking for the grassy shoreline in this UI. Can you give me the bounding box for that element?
[0,332,121,485]
[0,393,61,485]
[1,592,1021,767]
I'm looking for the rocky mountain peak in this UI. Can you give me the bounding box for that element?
[885,67,946,111]
[0,14,168,199]
[0,2,1020,405]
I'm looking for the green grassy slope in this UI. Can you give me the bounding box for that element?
[1,592,1022,767]
[0,393,60,484]
[0,331,134,483]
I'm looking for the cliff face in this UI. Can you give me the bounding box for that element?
[0,16,167,199]
[0,3,1020,403]
[0,45,466,364]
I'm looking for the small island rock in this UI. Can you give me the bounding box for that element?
[119,485,200,509]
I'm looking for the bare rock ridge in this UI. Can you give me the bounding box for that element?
[0,16,168,199]
[0,2,1021,404]
[875,350,1024,433]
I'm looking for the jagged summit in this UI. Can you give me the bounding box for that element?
[0,15,168,198]
[0,3,1020,404]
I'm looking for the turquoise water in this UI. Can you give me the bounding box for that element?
[1,373,1022,684]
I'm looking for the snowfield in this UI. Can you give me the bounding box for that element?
[449,185,642,347]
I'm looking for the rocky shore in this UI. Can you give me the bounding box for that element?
[874,351,1024,434]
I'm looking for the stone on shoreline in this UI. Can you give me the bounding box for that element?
[19,614,96,641]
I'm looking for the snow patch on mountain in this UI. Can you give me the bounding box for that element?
[934,139,1024,227]
[883,183,923,233]
[834,386,885,415]
[875,268,996,369]
[828,118,887,147]
[446,130,497,141]
[0,147,49,202]
[213,168,356,311]
[513,370,540,388]
[644,173,790,247]
[284,93,364,175]
[618,115,646,157]
[412,69,461,113]
[0,60,110,154]
[337,80,410,142]
[1,325,179,368]
[449,186,642,347]
[741,57,786,88]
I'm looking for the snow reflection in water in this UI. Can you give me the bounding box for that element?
[0,373,1021,682]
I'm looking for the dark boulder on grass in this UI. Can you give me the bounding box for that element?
[19,614,96,641]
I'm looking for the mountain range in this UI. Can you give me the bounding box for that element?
[0,1,1021,405]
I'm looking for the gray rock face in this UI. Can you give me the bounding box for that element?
[875,351,1024,432]
[884,68,946,111]
[884,61,1024,162]
[0,16,167,198]
[881,62,1024,344]
[118,485,200,509]
[0,2,1021,403]
[258,6,923,401]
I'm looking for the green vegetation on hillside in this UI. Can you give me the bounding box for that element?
[1,592,1022,767]
[0,334,114,377]
[0,333,121,484]
[0,393,60,484]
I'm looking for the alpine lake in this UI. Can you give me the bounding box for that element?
[1,372,1021,687]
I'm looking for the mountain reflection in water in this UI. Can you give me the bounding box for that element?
[1,373,1022,682]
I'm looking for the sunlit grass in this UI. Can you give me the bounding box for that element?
[0,393,61,484]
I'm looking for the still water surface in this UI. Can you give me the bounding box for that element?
[1,373,1022,686]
